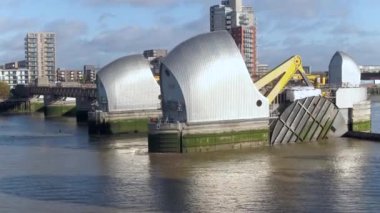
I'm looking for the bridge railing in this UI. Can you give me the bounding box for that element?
[26,84,97,98]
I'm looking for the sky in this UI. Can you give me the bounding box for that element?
[0,0,379,71]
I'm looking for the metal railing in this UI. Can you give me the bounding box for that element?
[25,84,97,98]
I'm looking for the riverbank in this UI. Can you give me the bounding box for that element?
[0,99,44,114]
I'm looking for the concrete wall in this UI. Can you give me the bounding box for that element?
[335,87,367,109]
[352,101,371,123]
[148,118,269,153]
[351,101,371,132]
[43,95,76,117]
[88,109,161,135]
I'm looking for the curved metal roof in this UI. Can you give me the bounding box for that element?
[97,54,160,112]
[160,31,269,123]
[329,51,361,87]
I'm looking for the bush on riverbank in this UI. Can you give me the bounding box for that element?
[0,81,10,100]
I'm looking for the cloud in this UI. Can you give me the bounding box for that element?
[43,20,88,38]
[1,0,378,72]
[39,20,90,69]
[83,0,176,7]
[329,23,379,37]
[252,0,378,70]
[0,17,39,63]
[252,0,351,20]
[98,13,116,23]
[41,12,208,69]
[79,0,211,7]
[0,17,38,36]
[0,33,27,62]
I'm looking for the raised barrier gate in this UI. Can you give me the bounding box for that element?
[270,96,341,145]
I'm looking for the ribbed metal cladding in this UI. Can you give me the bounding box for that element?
[271,96,339,145]
[161,31,269,123]
[328,51,361,87]
[97,54,160,112]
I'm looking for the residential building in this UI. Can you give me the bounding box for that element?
[0,60,29,88]
[220,0,254,27]
[25,32,56,82]
[56,68,83,82]
[210,5,233,31]
[5,60,27,69]
[230,26,256,78]
[143,49,168,75]
[83,65,96,83]
[210,0,257,79]
[257,64,269,78]
[143,49,167,59]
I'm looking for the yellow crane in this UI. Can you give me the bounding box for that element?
[255,55,313,104]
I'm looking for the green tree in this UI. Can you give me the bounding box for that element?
[0,81,10,99]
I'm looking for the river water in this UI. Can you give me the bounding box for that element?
[0,100,379,212]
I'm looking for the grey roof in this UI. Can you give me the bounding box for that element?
[97,54,160,112]
[328,51,361,87]
[160,31,269,123]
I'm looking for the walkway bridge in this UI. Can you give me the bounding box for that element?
[13,83,97,119]
[15,83,97,98]
[361,73,380,80]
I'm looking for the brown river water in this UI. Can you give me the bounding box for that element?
[0,99,379,212]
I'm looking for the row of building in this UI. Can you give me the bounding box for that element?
[0,32,97,88]
[1,1,258,90]
[0,60,97,88]
[2,1,379,89]
[55,49,168,84]
[0,31,170,89]
[0,49,167,89]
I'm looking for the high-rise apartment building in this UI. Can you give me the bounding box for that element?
[210,0,257,79]
[143,49,168,59]
[257,63,270,78]
[210,5,233,31]
[83,65,97,83]
[143,49,168,75]
[231,26,256,77]
[25,32,56,82]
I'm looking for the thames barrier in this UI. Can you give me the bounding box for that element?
[4,31,373,153]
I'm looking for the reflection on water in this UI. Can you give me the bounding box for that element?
[0,175,131,208]
[0,110,379,212]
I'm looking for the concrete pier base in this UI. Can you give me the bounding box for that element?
[43,95,76,118]
[148,119,269,153]
[30,100,44,112]
[88,110,161,135]
[334,88,371,132]
[351,100,371,132]
[76,110,89,122]
[76,97,96,122]
[44,105,76,117]
[345,131,380,141]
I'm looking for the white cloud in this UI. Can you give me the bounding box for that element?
[0,0,378,71]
